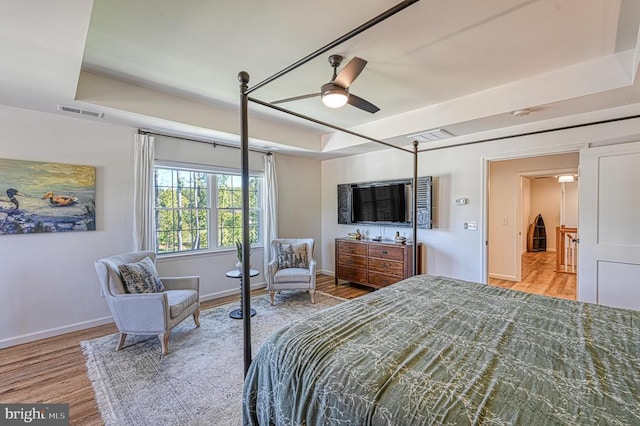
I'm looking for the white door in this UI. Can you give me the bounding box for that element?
[578,141,640,310]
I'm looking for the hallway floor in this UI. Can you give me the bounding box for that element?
[489,251,576,300]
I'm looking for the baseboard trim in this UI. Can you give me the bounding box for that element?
[199,281,267,303]
[0,316,115,349]
[0,281,269,349]
[488,273,517,281]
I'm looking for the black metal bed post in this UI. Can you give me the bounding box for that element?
[245,0,420,96]
[239,71,252,377]
[412,140,419,276]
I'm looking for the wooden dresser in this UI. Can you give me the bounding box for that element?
[335,237,421,289]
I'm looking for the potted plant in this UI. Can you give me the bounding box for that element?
[235,239,251,271]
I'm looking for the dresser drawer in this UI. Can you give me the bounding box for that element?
[368,257,404,277]
[367,272,403,288]
[337,240,368,256]
[337,266,367,284]
[337,253,367,269]
[368,245,404,261]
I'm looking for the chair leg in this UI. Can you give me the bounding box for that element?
[159,332,170,355]
[270,291,275,306]
[310,290,316,304]
[115,333,127,351]
[193,309,201,327]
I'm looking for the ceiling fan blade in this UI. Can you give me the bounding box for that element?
[347,94,380,114]
[271,93,320,105]
[334,57,367,88]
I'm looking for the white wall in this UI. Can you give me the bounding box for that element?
[322,118,640,284]
[530,177,562,252]
[273,154,323,265]
[563,181,579,228]
[0,108,323,348]
[0,105,134,347]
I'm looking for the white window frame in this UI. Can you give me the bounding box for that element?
[153,161,263,256]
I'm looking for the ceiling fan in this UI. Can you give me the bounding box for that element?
[271,54,380,114]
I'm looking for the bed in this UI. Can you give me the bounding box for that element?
[243,275,640,425]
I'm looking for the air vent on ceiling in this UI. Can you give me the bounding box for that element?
[57,104,104,119]
[408,128,453,143]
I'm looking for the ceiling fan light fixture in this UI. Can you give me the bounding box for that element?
[321,83,349,108]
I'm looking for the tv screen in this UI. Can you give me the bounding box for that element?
[352,183,406,223]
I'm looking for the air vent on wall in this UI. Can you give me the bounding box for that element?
[57,104,104,119]
[408,128,453,143]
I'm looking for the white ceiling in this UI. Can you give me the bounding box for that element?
[2,0,640,158]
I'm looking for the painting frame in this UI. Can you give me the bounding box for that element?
[0,158,96,235]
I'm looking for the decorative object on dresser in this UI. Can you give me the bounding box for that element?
[335,237,421,289]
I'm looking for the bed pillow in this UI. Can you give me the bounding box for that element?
[277,243,309,269]
[118,257,165,293]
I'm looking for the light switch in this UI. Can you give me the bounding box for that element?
[464,221,477,231]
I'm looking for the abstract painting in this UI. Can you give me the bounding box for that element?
[0,158,96,234]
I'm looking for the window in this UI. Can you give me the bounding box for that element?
[154,166,261,255]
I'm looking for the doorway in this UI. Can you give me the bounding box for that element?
[486,153,578,300]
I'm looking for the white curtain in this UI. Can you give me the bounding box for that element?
[132,133,155,251]
[263,153,278,280]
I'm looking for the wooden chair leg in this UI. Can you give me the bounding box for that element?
[193,309,201,327]
[115,333,127,351]
[270,291,275,306]
[159,332,170,355]
[310,290,316,304]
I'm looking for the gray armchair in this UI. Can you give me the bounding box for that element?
[94,250,200,355]
[267,238,316,305]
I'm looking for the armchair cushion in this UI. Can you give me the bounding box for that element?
[273,268,312,283]
[276,243,309,269]
[166,289,199,318]
[118,256,165,294]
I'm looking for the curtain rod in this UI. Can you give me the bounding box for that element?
[137,129,267,155]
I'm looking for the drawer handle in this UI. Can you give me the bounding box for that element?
[381,250,388,254]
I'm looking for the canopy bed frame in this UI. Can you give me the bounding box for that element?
[233,2,640,423]
[235,0,640,379]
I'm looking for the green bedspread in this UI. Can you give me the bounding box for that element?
[243,275,640,425]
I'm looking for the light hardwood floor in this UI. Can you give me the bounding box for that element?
[489,251,576,300]
[0,275,370,425]
[1,263,571,425]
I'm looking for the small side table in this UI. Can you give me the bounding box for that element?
[225,269,259,319]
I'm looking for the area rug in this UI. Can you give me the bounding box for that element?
[81,291,344,426]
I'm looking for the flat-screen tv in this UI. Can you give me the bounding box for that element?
[337,177,432,228]
[352,183,407,223]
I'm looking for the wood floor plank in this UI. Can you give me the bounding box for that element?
[489,251,576,300]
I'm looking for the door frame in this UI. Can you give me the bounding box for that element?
[481,143,585,285]
[515,168,578,281]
